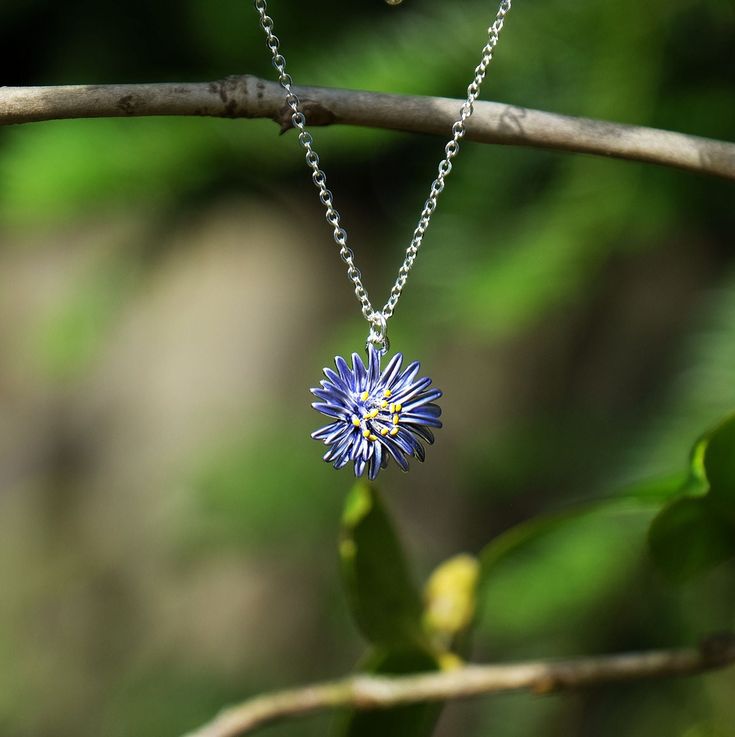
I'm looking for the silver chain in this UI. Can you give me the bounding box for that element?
[253,0,512,352]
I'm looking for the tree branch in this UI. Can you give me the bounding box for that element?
[1,75,734,180]
[183,633,735,737]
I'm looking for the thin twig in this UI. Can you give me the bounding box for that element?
[183,633,735,737]
[1,76,734,180]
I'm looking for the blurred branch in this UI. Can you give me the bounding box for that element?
[184,633,735,737]
[2,75,734,180]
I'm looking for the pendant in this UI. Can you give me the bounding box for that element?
[310,346,442,479]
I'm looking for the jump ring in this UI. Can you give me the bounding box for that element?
[365,312,390,356]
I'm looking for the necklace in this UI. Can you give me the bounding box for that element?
[253,0,512,479]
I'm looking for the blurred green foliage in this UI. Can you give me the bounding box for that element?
[189,421,344,553]
[0,1,734,737]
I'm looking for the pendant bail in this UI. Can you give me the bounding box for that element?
[366,311,390,356]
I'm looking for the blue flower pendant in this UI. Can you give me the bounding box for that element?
[310,346,442,479]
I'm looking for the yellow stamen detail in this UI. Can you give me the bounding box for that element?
[362,430,370,438]
[380,427,389,436]
[390,427,399,436]
[352,417,361,427]
[389,403,395,413]
[380,400,388,409]
[368,408,379,419]
[383,389,392,398]
[361,391,369,401]
[368,433,378,442]
[395,403,402,412]
[393,414,399,425]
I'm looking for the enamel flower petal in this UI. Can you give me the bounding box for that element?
[310,347,442,479]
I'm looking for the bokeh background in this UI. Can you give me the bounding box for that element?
[1,1,734,736]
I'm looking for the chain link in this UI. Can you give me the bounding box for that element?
[253,0,512,347]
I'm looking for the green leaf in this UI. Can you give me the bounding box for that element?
[340,481,427,649]
[476,509,654,642]
[473,480,678,640]
[477,490,666,577]
[647,414,735,582]
[648,496,735,583]
[338,486,443,737]
[688,433,709,490]
[336,648,442,737]
[703,414,735,523]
